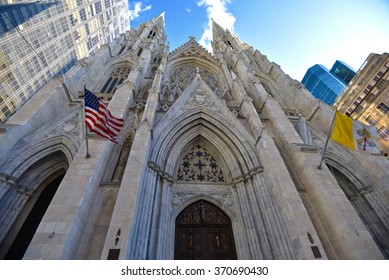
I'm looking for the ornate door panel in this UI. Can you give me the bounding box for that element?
[174,200,237,260]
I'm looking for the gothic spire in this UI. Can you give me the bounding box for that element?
[211,19,226,44]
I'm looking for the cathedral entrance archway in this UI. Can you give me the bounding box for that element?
[327,164,389,259]
[174,200,237,260]
[4,173,64,259]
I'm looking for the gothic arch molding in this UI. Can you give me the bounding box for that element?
[167,54,221,75]
[324,152,389,258]
[1,135,76,179]
[172,194,236,222]
[324,152,374,190]
[95,61,133,92]
[149,108,262,180]
[175,137,227,182]
[0,150,68,259]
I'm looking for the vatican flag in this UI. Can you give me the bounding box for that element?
[330,111,379,152]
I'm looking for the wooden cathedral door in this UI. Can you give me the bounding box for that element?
[174,200,237,260]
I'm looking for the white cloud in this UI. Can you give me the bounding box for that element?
[128,2,152,21]
[197,0,236,52]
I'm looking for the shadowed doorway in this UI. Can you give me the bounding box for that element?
[174,200,237,260]
[4,174,64,259]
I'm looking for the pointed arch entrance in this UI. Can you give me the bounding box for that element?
[4,172,65,259]
[0,148,71,260]
[326,163,389,259]
[174,200,237,260]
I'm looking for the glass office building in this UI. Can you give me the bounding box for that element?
[301,64,346,106]
[330,60,356,85]
[0,0,130,122]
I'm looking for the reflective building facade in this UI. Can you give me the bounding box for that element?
[301,64,346,105]
[330,60,356,85]
[0,0,130,122]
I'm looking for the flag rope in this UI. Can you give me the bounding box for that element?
[83,77,90,158]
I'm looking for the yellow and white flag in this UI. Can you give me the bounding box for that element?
[330,111,380,152]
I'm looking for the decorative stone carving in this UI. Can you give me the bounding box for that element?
[178,47,211,61]
[177,144,224,182]
[172,191,233,210]
[157,102,171,112]
[312,136,324,148]
[172,193,193,206]
[78,56,92,68]
[229,107,243,118]
[170,65,220,93]
[176,200,230,225]
[181,89,221,113]
[134,100,146,110]
[46,112,80,138]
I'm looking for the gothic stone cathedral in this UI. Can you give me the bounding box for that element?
[1,14,388,260]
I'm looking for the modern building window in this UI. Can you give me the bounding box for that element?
[79,8,87,21]
[365,115,378,126]
[377,102,388,114]
[378,126,389,141]
[95,2,102,13]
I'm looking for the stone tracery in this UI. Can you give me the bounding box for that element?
[101,66,132,93]
[170,65,220,93]
[177,144,225,183]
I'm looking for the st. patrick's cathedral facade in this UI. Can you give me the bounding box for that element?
[1,14,389,260]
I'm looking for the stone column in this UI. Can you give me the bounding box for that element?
[156,178,172,259]
[254,131,328,259]
[100,122,154,260]
[233,180,263,259]
[244,176,273,258]
[127,166,159,259]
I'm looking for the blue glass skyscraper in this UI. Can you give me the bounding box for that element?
[330,60,356,85]
[0,2,57,36]
[301,64,350,105]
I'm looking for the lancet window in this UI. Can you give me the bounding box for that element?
[177,144,225,183]
[101,66,131,94]
[147,30,156,39]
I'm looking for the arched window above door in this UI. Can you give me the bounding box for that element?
[177,144,225,182]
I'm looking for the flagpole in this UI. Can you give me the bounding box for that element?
[83,77,90,158]
[317,110,337,169]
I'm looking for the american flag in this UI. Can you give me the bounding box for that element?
[84,88,124,143]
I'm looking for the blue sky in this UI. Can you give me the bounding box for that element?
[128,0,389,81]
